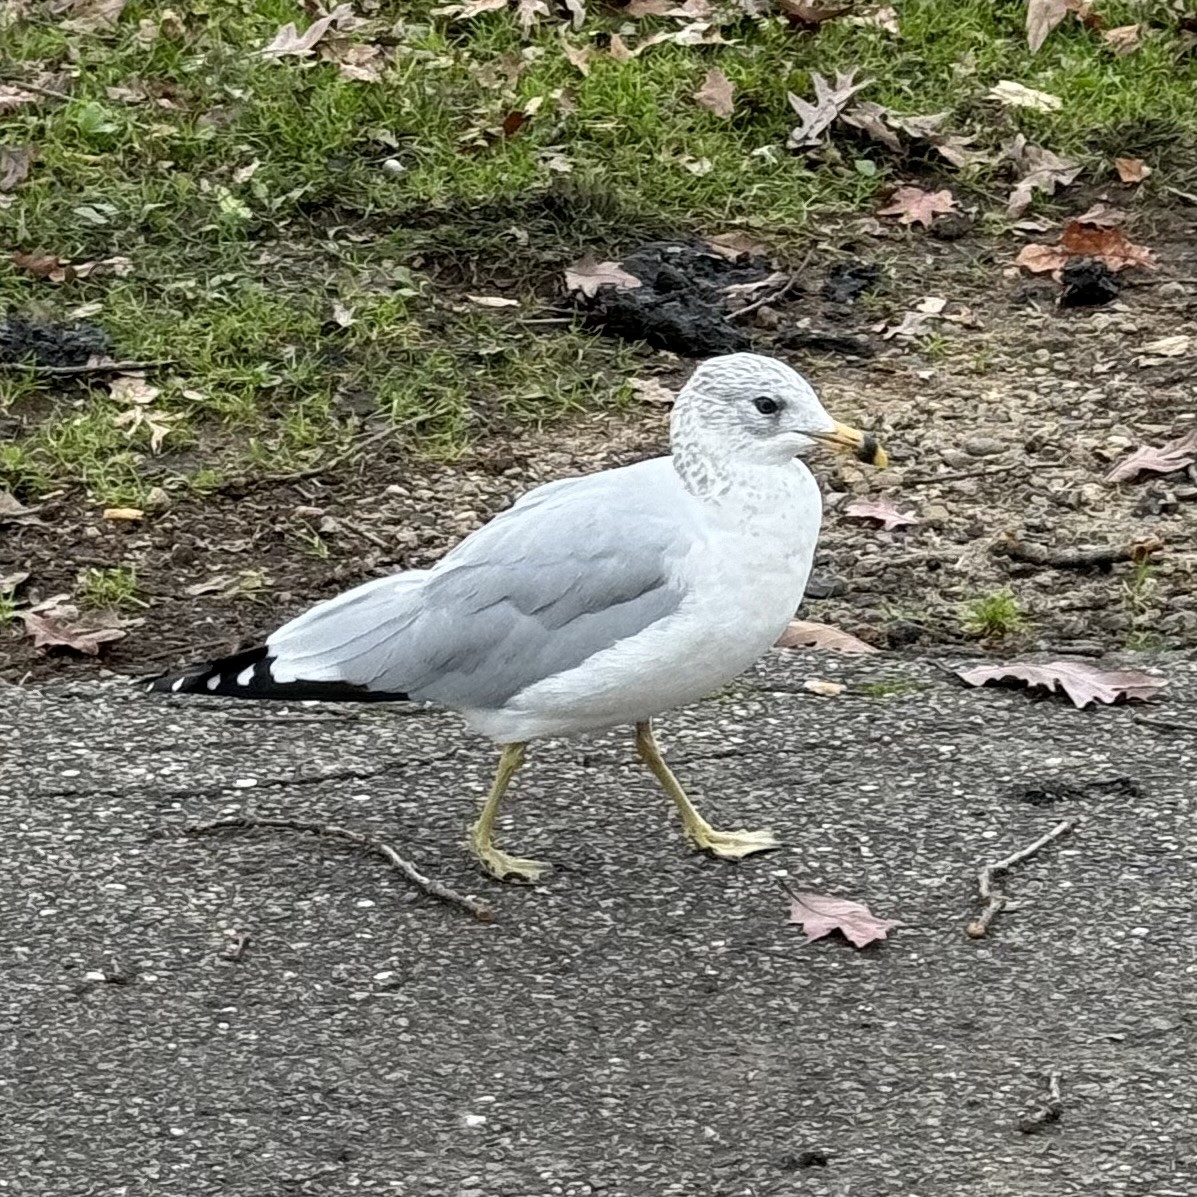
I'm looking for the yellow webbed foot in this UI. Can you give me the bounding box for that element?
[469,833,551,883]
[687,824,780,859]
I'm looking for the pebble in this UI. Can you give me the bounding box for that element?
[962,437,1006,457]
[920,503,950,528]
[1158,281,1188,300]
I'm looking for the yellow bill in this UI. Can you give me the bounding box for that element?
[811,420,888,469]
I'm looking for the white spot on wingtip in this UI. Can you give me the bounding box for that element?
[236,666,255,687]
[171,677,186,693]
[206,675,221,692]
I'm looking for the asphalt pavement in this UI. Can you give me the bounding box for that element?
[2,651,1196,1197]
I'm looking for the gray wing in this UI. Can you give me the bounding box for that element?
[265,459,693,709]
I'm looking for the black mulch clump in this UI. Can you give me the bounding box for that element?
[569,240,770,356]
[0,314,113,366]
[1059,258,1120,308]
[822,261,882,305]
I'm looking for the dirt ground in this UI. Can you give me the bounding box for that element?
[4,202,1196,684]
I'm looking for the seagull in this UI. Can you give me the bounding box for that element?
[150,353,887,882]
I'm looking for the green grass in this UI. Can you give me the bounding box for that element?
[961,588,1025,639]
[76,565,142,611]
[3,0,1197,499]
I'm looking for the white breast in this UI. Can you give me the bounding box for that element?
[467,458,822,742]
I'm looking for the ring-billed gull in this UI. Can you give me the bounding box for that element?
[151,353,887,882]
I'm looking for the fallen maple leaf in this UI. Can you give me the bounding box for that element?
[844,498,918,530]
[1103,23,1141,54]
[1105,429,1197,482]
[1061,221,1156,271]
[260,3,353,57]
[956,660,1166,709]
[0,145,34,192]
[19,611,126,656]
[1026,0,1067,53]
[1114,156,1151,184]
[988,80,1062,112]
[775,619,878,654]
[788,890,902,948]
[564,255,642,299]
[1004,136,1081,216]
[693,67,734,118]
[877,186,957,228]
[786,69,871,150]
[1017,219,1156,276]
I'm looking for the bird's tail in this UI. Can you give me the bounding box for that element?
[147,643,409,703]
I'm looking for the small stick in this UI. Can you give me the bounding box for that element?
[1133,715,1197,734]
[0,359,174,376]
[992,533,1163,571]
[0,78,74,102]
[1018,1071,1063,1133]
[966,819,1076,939]
[726,274,799,321]
[190,816,494,922]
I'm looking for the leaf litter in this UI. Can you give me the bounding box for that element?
[1105,429,1197,482]
[955,660,1166,708]
[1016,214,1157,276]
[775,619,878,654]
[787,889,902,948]
[877,186,958,228]
[843,498,918,530]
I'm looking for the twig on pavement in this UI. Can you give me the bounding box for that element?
[190,815,494,922]
[1018,1071,1063,1133]
[966,819,1076,939]
[992,532,1163,571]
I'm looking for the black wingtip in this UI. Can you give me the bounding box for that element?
[148,644,409,703]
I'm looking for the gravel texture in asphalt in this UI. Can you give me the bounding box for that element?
[2,652,1195,1196]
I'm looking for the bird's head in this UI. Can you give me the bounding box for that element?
[671,352,887,469]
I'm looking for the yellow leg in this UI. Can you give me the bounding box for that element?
[634,721,779,859]
[467,743,549,883]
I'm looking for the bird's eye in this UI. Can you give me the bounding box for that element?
[753,396,780,415]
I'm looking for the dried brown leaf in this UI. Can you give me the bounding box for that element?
[1103,23,1141,54]
[843,497,918,530]
[60,0,127,33]
[955,660,1166,708]
[0,145,34,192]
[788,891,902,948]
[1114,156,1151,184]
[1004,136,1081,216]
[260,3,353,57]
[628,377,676,405]
[516,0,550,31]
[775,619,878,654]
[19,611,126,656]
[0,491,38,522]
[693,67,734,118]
[786,69,871,150]
[775,0,851,24]
[1060,221,1156,271]
[703,231,770,260]
[0,85,42,115]
[1015,242,1069,274]
[988,80,1062,112]
[1026,0,1067,53]
[1105,429,1197,482]
[877,186,957,228]
[563,0,586,27]
[623,0,675,12]
[564,255,642,298]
